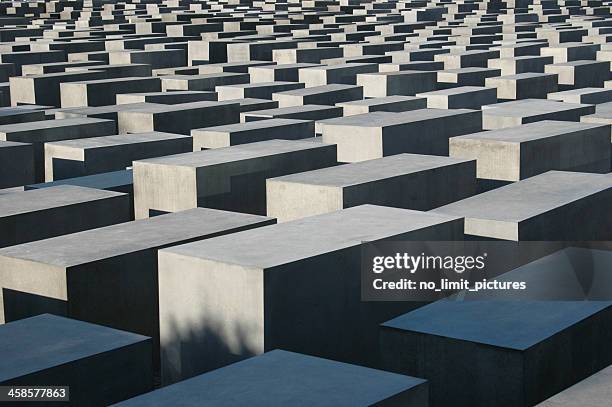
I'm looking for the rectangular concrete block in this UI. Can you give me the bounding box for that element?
[545,60,610,89]
[116,91,218,105]
[0,117,116,181]
[133,139,337,218]
[381,299,612,407]
[160,73,250,92]
[433,170,612,240]
[113,350,428,407]
[192,119,314,149]
[416,86,497,109]
[322,109,483,162]
[357,71,437,97]
[0,185,130,248]
[337,95,427,115]
[216,81,304,101]
[157,204,463,382]
[272,84,363,107]
[267,153,476,221]
[44,132,192,181]
[241,104,344,128]
[547,87,612,104]
[0,208,274,365]
[117,101,240,135]
[60,77,162,107]
[485,73,558,100]
[0,314,152,406]
[449,120,611,181]
[437,67,502,88]
[482,99,596,129]
[249,63,319,83]
[9,70,106,107]
[298,63,379,87]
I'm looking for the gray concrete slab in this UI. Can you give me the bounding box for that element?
[0,208,274,367]
[0,314,152,406]
[416,86,497,109]
[0,185,129,247]
[449,120,611,181]
[192,119,314,149]
[433,170,612,240]
[0,117,116,181]
[272,84,363,107]
[117,101,240,135]
[381,300,612,407]
[44,132,192,181]
[157,204,463,382]
[267,153,476,221]
[482,99,596,129]
[133,139,337,218]
[322,109,482,162]
[112,350,428,407]
[116,91,218,105]
[336,96,427,116]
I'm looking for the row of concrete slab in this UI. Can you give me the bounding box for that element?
[2,0,612,405]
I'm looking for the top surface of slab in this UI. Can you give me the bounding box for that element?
[383,300,611,350]
[136,139,333,168]
[0,185,124,217]
[270,153,472,187]
[0,117,112,133]
[27,170,133,190]
[323,109,475,127]
[113,350,424,406]
[482,99,591,115]
[195,118,309,133]
[454,120,607,143]
[337,95,424,106]
[0,314,149,382]
[162,204,460,269]
[119,101,237,114]
[434,171,612,222]
[45,132,188,149]
[0,208,273,267]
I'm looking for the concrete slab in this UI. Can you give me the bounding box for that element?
[113,350,428,407]
[157,204,463,382]
[322,109,482,162]
[433,170,612,240]
[267,153,476,221]
[0,314,152,406]
[0,185,130,247]
[482,99,595,129]
[133,139,337,218]
[192,119,314,149]
[0,208,274,366]
[0,118,116,181]
[44,132,192,181]
[449,121,611,181]
[381,300,612,407]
